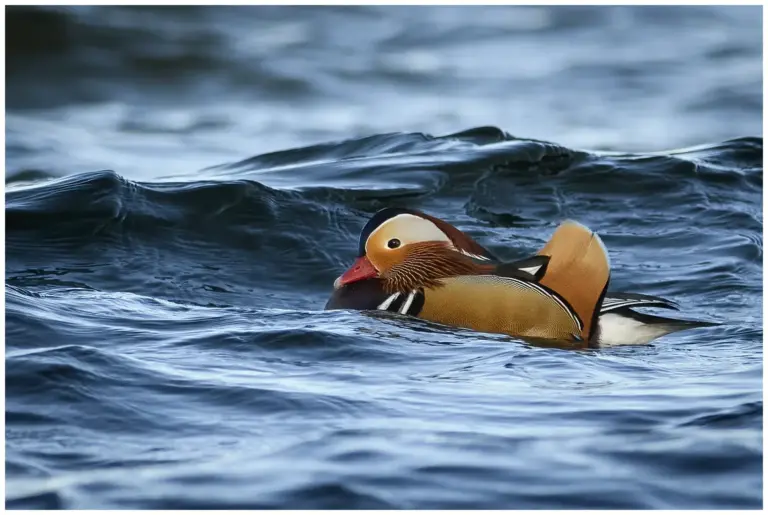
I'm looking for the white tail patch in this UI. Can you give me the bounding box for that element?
[597,313,675,346]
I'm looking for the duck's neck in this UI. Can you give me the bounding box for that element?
[381,243,495,293]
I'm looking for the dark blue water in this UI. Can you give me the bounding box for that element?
[5,5,763,509]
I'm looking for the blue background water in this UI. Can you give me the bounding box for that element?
[5,5,763,509]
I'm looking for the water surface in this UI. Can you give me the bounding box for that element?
[5,5,763,509]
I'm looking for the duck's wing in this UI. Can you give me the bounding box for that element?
[417,274,584,342]
[432,221,609,341]
[495,221,610,341]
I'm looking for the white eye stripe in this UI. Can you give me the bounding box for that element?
[365,214,451,254]
[377,293,401,310]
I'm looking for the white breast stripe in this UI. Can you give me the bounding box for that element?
[399,291,417,315]
[377,293,400,310]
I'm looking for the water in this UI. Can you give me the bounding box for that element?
[5,5,763,509]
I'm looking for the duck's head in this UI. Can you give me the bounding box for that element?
[334,208,495,293]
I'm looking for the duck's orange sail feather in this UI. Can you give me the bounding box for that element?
[536,221,611,340]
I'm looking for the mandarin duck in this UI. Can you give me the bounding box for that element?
[325,208,715,347]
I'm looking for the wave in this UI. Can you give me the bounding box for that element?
[7,128,761,232]
[6,129,762,307]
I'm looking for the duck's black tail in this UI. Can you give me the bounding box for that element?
[594,292,718,346]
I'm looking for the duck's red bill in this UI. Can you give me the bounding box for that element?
[337,256,378,287]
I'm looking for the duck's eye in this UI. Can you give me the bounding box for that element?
[387,238,401,249]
